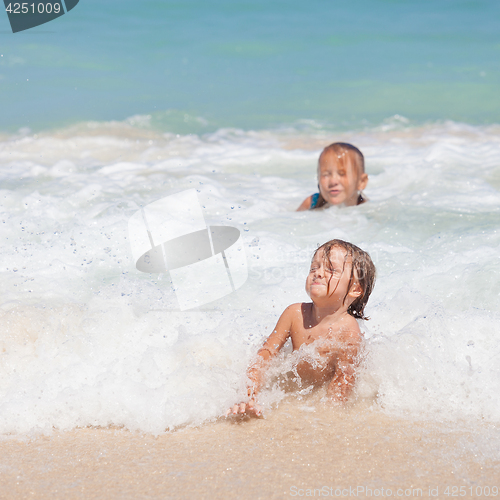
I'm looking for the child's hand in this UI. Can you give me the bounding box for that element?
[225,399,262,417]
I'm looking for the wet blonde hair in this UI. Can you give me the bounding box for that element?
[318,142,365,175]
[313,239,375,320]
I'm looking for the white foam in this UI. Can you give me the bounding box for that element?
[0,119,499,444]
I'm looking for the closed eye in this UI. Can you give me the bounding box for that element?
[327,267,342,275]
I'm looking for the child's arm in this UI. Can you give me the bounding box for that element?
[227,305,296,416]
[326,331,361,403]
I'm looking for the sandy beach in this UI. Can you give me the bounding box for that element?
[1,399,497,500]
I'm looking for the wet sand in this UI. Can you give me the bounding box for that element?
[0,401,497,499]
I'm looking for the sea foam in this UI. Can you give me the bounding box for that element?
[0,118,499,440]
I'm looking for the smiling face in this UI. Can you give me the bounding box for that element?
[305,246,360,309]
[317,148,368,207]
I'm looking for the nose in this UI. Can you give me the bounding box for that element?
[313,265,324,277]
[328,173,340,185]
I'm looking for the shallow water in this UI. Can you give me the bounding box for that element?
[1,118,499,451]
[0,397,498,499]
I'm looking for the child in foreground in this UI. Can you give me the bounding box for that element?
[228,239,376,416]
[297,142,368,211]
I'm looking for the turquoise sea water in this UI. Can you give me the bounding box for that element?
[1,0,500,132]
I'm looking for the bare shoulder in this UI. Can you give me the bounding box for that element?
[296,195,312,211]
[281,302,305,320]
[336,315,363,345]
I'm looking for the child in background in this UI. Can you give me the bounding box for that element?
[297,143,368,211]
[228,239,376,416]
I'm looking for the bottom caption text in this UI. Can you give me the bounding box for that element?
[289,485,498,497]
